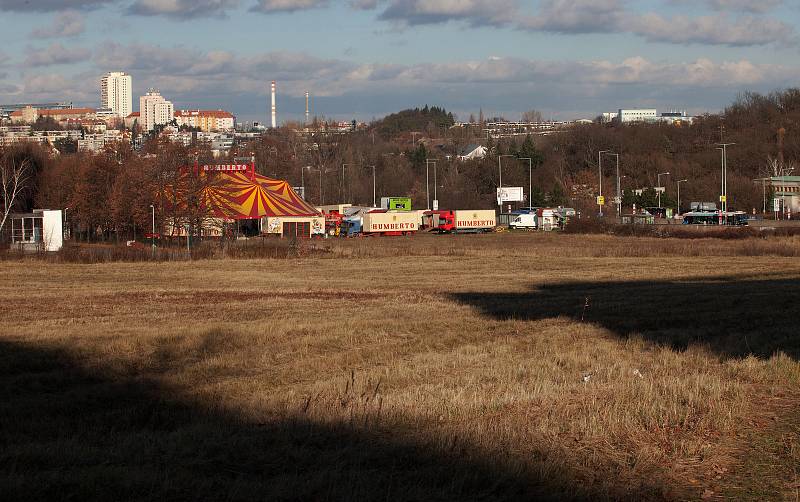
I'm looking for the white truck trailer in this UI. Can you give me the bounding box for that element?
[361,211,419,235]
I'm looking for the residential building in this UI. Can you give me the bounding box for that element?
[10,107,96,124]
[457,144,487,161]
[100,72,132,118]
[174,109,235,132]
[124,112,140,129]
[139,89,174,132]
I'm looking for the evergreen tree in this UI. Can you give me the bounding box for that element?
[550,183,567,206]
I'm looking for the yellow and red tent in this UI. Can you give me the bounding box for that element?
[166,171,319,220]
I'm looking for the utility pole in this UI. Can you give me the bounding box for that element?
[657,172,670,208]
[598,150,609,216]
[677,179,687,216]
[426,159,438,209]
[150,204,155,257]
[718,143,734,224]
[601,152,620,218]
[367,165,376,207]
[497,155,514,210]
[519,157,533,209]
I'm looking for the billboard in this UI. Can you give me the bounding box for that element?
[380,197,412,211]
[497,187,524,205]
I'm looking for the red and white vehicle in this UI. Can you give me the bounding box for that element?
[424,209,496,234]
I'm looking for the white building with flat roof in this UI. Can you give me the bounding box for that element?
[618,109,657,123]
[139,89,174,132]
[100,72,132,118]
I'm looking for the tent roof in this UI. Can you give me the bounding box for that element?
[169,171,320,219]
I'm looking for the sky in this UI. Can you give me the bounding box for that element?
[0,0,799,123]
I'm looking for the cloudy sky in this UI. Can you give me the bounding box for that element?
[0,0,798,122]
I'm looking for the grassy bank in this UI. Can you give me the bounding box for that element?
[1,234,798,500]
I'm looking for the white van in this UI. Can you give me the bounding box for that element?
[510,213,536,230]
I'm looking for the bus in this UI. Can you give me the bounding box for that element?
[682,211,748,226]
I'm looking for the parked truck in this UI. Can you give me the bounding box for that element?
[428,209,496,234]
[360,211,419,236]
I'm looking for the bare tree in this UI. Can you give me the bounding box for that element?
[521,109,543,123]
[1,159,29,234]
[765,156,796,177]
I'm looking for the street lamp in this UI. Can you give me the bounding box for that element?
[497,154,515,210]
[657,172,670,208]
[598,150,610,216]
[341,163,352,203]
[425,159,438,209]
[784,167,795,219]
[602,152,620,218]
[301,165,312,201]
[717,143,734,223]
[150,204,155,256]
[676,179,688,216]
[519,157,534,209]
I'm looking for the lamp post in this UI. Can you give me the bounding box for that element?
[497,154,514,210]
[677,179,687,216]
[367,165,377,207]
[150,204,155,256]
[717,143,734,223]
[598,150,609,216]
[301,165,309,198]
[657,172,670,208]
[341,163,352,203]
[519,157,533,209]
[602,152,620,218]
[425,159,438,209]
[784,167,795,219]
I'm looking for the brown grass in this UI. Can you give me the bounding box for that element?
[1,233,798,500]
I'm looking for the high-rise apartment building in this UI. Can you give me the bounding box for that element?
[139,89,174,131]
[100,72,132,118]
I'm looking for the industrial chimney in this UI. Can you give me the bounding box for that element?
[305,91,310,126]
[271,80,276,128]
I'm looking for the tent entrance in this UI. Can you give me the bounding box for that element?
[282,222,310,239]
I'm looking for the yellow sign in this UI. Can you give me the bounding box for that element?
[719,195,727,202]
[597,196,605,205]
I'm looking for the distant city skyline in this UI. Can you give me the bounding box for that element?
[1,1,799,123]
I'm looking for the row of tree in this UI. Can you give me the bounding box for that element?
[2,89,798,242]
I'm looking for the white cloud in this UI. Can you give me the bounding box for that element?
[31,10,85,38]
[678,0,784,13]
[0,0,112,11]
[631,13,794,46]
[11,43,800,119]
[378,0,518,26]
[519,0,625,33]
[517,0,795,47]
[250,0,329,13]
[24,43,91,67]
[128,0,239,19]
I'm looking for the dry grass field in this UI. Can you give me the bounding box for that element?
[1,233,799,501]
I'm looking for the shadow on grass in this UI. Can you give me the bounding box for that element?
[0,339,677,501]
[451,275,800,360]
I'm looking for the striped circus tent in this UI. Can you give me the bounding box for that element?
[167,171,319,219]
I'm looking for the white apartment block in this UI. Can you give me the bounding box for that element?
[617,109,657,123]
[139,89,174,132]
[100,72,132,118]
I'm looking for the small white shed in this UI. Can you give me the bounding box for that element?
[9,209,63,252]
